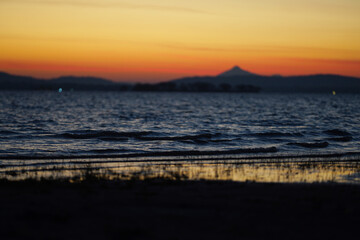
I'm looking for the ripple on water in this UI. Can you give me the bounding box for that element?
[0,92,359,157]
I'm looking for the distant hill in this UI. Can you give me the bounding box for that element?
[0,71,260,92]
[0,72,130,91]
[0,72,45,90]
[51,76,114,85]
[1,68,360,93]
[172,66,360,93]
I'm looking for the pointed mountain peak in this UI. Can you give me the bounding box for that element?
[231,66,242,70]
[218,66,256,77]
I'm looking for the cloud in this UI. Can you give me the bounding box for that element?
[158,43,231,52]
[0,0,210,14]
[158,43,360,56]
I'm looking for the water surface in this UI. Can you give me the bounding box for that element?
[1,91,359,158]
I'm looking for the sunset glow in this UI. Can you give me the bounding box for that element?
[1,0,360,82]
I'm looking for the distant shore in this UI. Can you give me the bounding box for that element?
[2,70,360,93]
[1,178,360,240]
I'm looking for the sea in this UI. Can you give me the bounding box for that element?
[0,91,359,158]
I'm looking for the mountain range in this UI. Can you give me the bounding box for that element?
[172,66,360,93]
[0,72,128,91]
[1,66,360,93]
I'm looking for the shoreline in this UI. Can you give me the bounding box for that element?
[2,152,360,238]
[1,154,360,184]
[1,150,360,161]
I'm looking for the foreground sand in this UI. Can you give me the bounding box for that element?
[1,179,360,240]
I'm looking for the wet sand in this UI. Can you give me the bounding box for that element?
[1,179,360,240]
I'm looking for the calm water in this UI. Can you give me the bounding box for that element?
[0,91,359,158]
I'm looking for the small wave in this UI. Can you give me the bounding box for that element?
[90,149,129,154]
[326,136,353,142]
[99,137,128,141]
[209,139,235,143]
[180,138,235,145]
[324,129,351,136]
[0,147,278,160]
[136,133,217,141]
[287,141,329,148]
[250,131,303,137]
[0,130,17,135]
[180,140,210,145]
[58,130,152,139]
[126,147,278,156]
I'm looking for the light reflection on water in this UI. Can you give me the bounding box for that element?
[2,158,360,184]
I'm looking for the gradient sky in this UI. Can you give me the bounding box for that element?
[1,0,360,82]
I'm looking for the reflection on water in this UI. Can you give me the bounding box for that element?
[171,162,360,184]
[2,158,360,184]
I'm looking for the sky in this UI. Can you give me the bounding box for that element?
[1,0,360,82]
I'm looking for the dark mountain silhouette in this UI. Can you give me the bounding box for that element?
[1,67,360,93]
[51,76,114,85]
[0,72,130,91]
[0,71,259,92]
[172,67,360,93]
[218,66,256,77]
[0,72,45,90]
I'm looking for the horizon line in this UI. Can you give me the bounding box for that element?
[1,68,360,84]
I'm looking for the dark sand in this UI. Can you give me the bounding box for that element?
[1,179,360,240]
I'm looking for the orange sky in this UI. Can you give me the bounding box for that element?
[1,0,360,82]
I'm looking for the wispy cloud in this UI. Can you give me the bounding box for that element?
[0,0,210,14]
[158,43,232,52]
[158,43,360,55]
[0,33,134,44]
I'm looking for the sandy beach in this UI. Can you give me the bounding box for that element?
[1,155,360,239]
[1,178,360,240]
